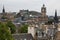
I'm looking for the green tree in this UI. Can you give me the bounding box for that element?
[1,16,7,19]
[45,19,54,25]
[18,24,29,33]
[6,21,16,34]
[0,22,14,40]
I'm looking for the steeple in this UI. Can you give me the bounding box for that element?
[2,5,5,13]
[54,10,58,23]
[55,10,57,17]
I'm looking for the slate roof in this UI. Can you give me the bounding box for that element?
[12,33,34,40]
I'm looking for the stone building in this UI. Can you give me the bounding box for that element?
[0,6,16,21]
[27,4,48,23]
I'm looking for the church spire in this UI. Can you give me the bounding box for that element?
[55,10,57,17]
[54,10,58,23]
[2,5,5,13]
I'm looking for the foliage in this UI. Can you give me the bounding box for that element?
[45,19,54,25]
[0,22,14,40]
[18,24,29,33]
[1,15,7,19]
[6,21,16,34]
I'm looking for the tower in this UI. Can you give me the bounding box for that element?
[54,10,58,23]
[41,4,46,17]
[2,5,5,13]
[41,4,48,22]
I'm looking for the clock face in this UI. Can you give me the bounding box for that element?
[42,9,45,11]
[41,7,46,13]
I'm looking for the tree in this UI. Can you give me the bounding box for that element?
[1,15,7,19]
[0,22,14,40]
[6,21,16,34]
[18,24,29,33]
[45,19,54,25]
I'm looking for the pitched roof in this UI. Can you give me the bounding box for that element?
[12,33,34,40]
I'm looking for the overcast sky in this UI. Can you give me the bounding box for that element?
[0,0,60,16]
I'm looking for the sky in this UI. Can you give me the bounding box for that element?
[0,0,60,16]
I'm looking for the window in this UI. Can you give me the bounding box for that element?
[38,31,42,38]
[24,38,27,40]
[37,31,39,33]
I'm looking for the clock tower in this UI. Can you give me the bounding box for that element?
[41,4,48,22]
[41,4,46,17]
